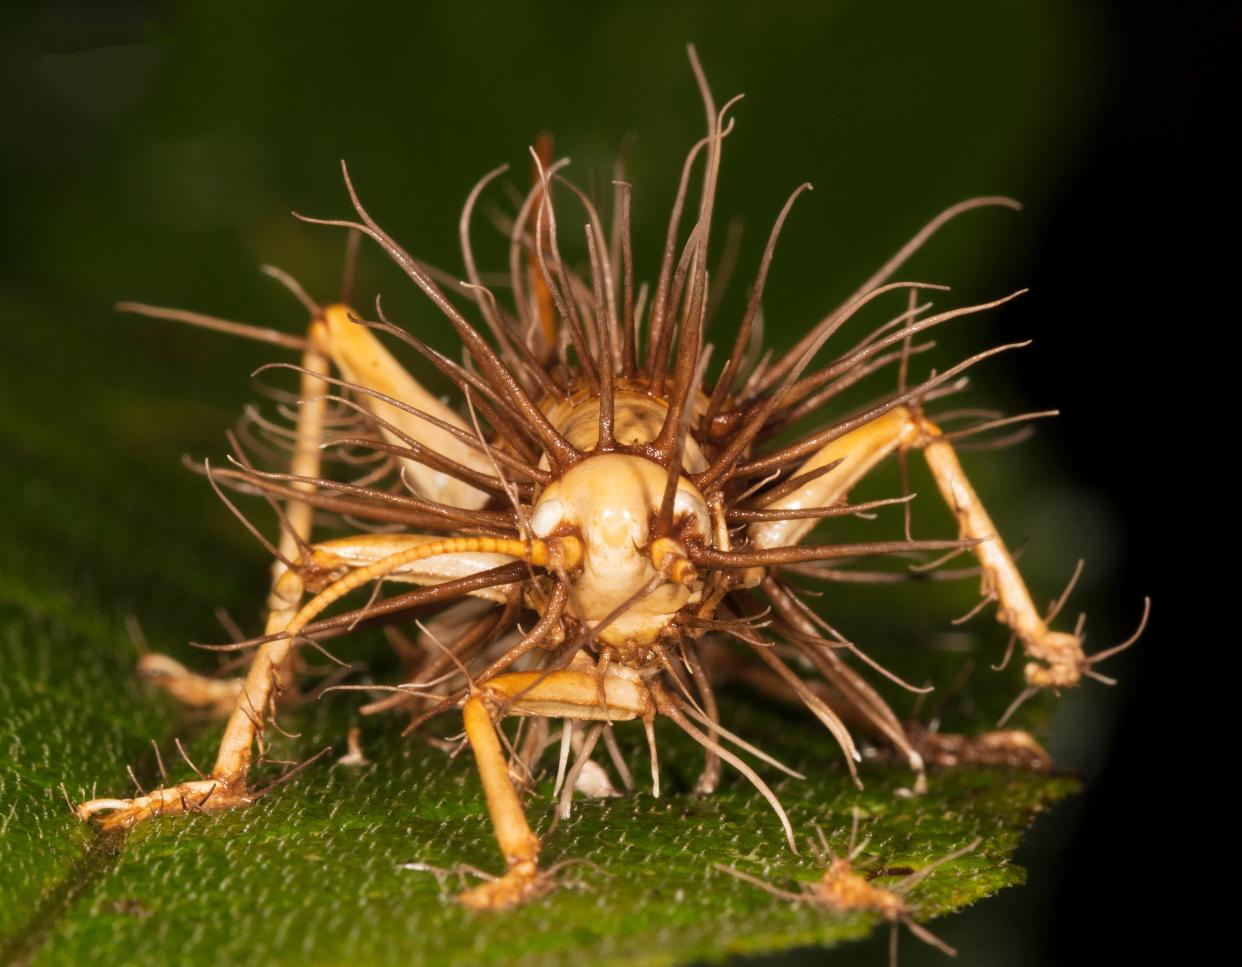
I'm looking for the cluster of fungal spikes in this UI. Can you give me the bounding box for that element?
[78,47,1148,914]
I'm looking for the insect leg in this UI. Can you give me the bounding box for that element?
[212,536,534,786]
[76,535,526,830]
[745,408,917,552]
[742,409,927,778]
[748,405,1087,688]
[314,304,496,510]
[457,667,653,910]
[916,423,1085,687]
[136,327,332,715]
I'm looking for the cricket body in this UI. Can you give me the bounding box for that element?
[76,47,1145,912]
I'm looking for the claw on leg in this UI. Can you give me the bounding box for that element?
[76,776,252,831]
[457,860,552,911]
[1022,630,1087,688]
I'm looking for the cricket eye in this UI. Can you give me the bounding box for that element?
[531,498,567,538]
[673,489,709,536]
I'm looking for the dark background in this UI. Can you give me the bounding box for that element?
[0,2,1205,963]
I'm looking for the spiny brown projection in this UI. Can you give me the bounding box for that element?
[76,45,1148,913]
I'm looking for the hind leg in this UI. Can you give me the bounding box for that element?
[140,299,500,714]
[140,328,331,715]
[739,406,1083,788]
[747,405,1086,688]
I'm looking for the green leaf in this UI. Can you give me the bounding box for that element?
[0,337,1074,965]
[0,292,1075,966]
[2,618,1074,967]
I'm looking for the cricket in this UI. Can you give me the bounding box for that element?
[73,46,1147,915]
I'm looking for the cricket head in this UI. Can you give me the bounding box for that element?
[530,452,707,650]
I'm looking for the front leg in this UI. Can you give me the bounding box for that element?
[77,535,525,830]
[457,667,654,910]
[75,569,307,830]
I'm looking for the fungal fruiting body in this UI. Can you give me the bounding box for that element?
[75,49,1145,912]
[717,811,984,964]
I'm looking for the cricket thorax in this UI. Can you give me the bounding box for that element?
[530,390,713,655]
[538,379,711,467]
